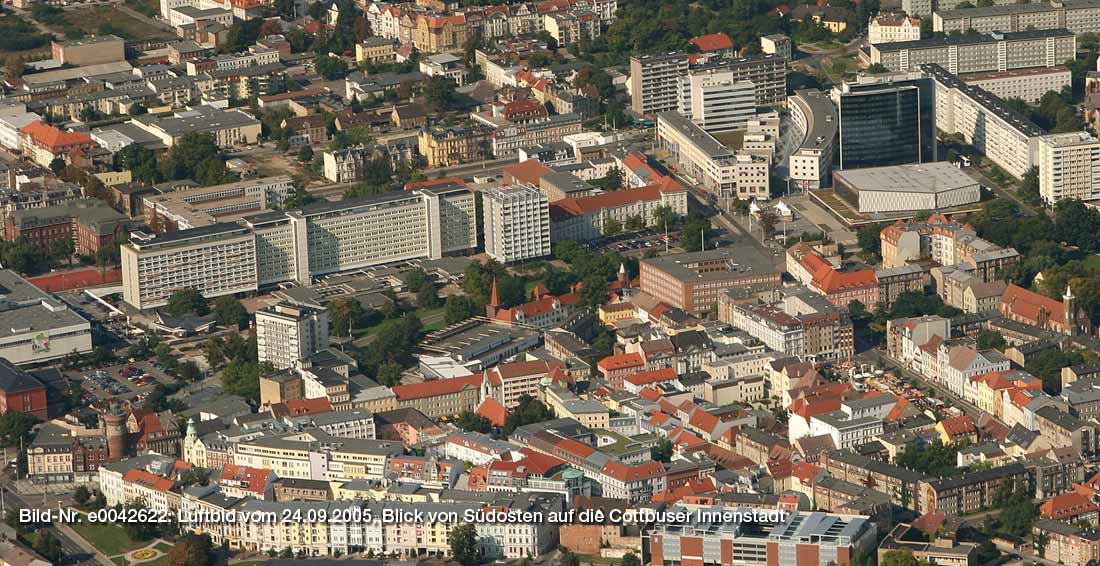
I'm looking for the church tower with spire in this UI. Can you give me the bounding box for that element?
[1065,285,1078,336]
[485,278,501,318]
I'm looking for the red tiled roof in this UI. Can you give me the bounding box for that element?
[272,397,333,417]
[123,469,175,493]
[939,415,977,438]
[690,33,734,52]
[494,293,579,322]
[624,368,677,387]
[1040,491,1100,520]
[217,463,273,496]
[393,373,480,401]
[597,352,644,371]
[404,176,468,191]
[551,185,665,218]
[503,159,552,185]
[1001,284,1067,325]
[20,121,92,151]
[791,462,822,484]
[557,437,596,458]
[602,460,665,481]
[476,398,510,427]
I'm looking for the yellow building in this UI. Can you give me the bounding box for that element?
[414,14,468,53]
[418,125,491,168]
[355,37,398,64]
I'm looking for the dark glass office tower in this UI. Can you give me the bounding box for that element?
[836,76,935,170]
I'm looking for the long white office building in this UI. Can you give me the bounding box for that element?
[122,190,477,310]
[922,63,1044,179]
[787,89,837,191]
[656,111,770,200]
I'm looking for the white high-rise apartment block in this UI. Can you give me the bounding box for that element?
[1038,131,1100,205]
[256,302,330,369]
[678,71,756,133]
[483,184,550,263]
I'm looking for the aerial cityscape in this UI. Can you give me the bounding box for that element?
[4,0,1100,565]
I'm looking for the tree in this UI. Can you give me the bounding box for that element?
[406,268,429,293]
[220,359,264,401]
[329,297,366,338]
[456,410,492,433]
[624,214,646,232]
[622,554,641,566]
[757,210,779,238]
[559,549,581,566]
[444,295,480,324]
[0,410,37,447]
[179,360,202,382]
[880,550,919,566]
[592,167,623,192]
[865,63,888,73]
[167,289,208,316]
[74,485,91,507]
[450,523,480,566]
[425,76,457,111]
[603,218,623,237]
[417,283,442,309]
[297,145,314,163]
[49,237,74,264]
[504,395,555,434]
[160,133,231,186]
[202,338,226,368]
[315,54,350,80]
[1021,165,1041,205]
[167,533,214,566]
[1034,530,1050,558]
[976,329,1007,350]
[49,157,66,175]
[377,362,403,387]
[32,530,63,563]
[682,217,710,252]
[213,296,248,330]
[653,205,677,229]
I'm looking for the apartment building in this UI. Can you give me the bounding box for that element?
[1034,405,1099,457]
[1032,519,1100,566]
[483,184,551,263]
[871,29,1076,75]
[322,146,379,183]
[256,302,330,369]
[392,374,483,419]
[934,1,1100,35]
[1037,131,1100,205]
[656,111,770,200]
[788,89,837,190]
[121,224,258,311]
[27,421,109,484]
[720,287,853,361]
[629,53,690,115]
[919,463,1029,515]
[960,66,1071,104]
[418,124,492,167]
[925,64,1043,179]
[548,183,690,243]
[19,121,96,168]
[5,198,128,257]
[232,429,403,482]
[639,247,782,315]
[821,449,929,510]
[880,215,1019,279]
[647,505,877,566]
[868,13,921,44]
[485,360,564,408]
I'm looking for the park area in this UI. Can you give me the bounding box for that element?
[29,3,166,41]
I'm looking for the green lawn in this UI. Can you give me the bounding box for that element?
[1083,254,1100,272]
[112,558,129,566]
[139,555,168,566]
[153,542,173,552]
[70,516,146,556]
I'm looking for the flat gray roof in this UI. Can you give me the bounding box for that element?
[641,245,778,283]
[833,162,977,193]
[656,111,733,160]
[790,89,837,151]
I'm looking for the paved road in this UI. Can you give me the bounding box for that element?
[790,37,866,78]
[963,165,1048,218]
[862,348,1005,428]
[0,483,111,566]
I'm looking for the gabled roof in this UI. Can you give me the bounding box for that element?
[624,367,678,387]
[1000,284,1067,324]
[597,352,644,372]
[689,33,734,52]
[20,121,92,150]
[392,373,479,401]
[476,398,509,427]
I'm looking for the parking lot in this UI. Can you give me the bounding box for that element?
[75,360,178,405]
[588,230,683,254]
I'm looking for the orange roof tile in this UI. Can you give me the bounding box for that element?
[624,368,678,387]
[597,352,644,371]
[690,33,734,52]
[393,373,480,401]
[476,398,510,427]
[20,121,92,151]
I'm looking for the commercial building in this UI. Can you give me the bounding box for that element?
[0,270,92,365]
[923,63,1044,179]
[656,111,770,200]
[1037,131,1100,205]
[256,302,330,369]
[647,505,877,566]
[832,73,935,170]
[640,247,782,315]
[51,35,126,66]
[5,199,129,256]
[720,287,854,361]
[549,183,690,243]
[870,29,1076,75]
[121,224,259,311]
[788,89,837,191]
[833,163,981,213]
[143,176,294,230]
[19,121,97,168]
[130,106,261,147]
[629,53,690,115]
[960,66,1071,104]
[761,34,792,60]
[483,184,551,264]
[869,13,921,45]
[27,420,110,484]
[417,124,492,168]
[413,178,479,258]
[678,71,756,133]
[0,358,48,419]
